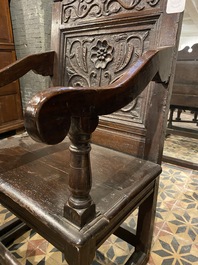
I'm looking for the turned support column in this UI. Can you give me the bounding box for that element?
[64,116,98,228]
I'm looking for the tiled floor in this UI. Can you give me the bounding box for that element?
[0,128,198,264]
[164,134,198,164]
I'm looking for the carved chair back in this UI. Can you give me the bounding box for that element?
[51,0,182,164]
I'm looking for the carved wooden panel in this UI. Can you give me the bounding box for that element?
[58,0,163,128]
[55,0,164,156]
[62,26,153,124]
[63,31,149,87]
[51,0,182,157]
[62,0,161,24]
[57,1,162,129]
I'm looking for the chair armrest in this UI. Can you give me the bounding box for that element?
[0,51,55,87]
[25,47,174,145]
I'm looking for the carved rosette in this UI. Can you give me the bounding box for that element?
[63,30,149,121]
[62,0,161,23]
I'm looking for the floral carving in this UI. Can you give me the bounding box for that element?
[64,31,148,86]
[62,0,161,23]
[91,40,114,69]
[63,30,149,120]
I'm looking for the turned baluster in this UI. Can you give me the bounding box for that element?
[64,116,98,228]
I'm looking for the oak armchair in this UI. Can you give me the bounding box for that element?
[0,1,183,264]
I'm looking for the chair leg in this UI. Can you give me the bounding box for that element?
[64,240,95,265]
[125,251,147,265]
[131,178,159,264]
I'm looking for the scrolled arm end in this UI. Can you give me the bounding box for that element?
[25,93,71,145]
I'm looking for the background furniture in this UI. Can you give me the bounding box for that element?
[0,0,23,134]
[0,0,183,264]
[168,43,198,138]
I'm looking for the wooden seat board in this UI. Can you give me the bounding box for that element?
[0,136,161,250]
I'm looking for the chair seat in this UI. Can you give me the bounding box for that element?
[0,135,161,254]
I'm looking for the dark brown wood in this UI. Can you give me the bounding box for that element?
[64,116,98,227]
[0,0,23,134]
[0,217,30,246]
[169,43,198,130]
[0,51,55,88]
[0,242,21,265]
[24,48,174,145]
[0,136,161,264]
[163,155,198,170]
[113,225,137,246]
[0,1,183,264]
[135,178,159,256]
[50,0,183,164]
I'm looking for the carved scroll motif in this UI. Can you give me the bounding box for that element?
[62,0,161,23]
[63,30,149,121]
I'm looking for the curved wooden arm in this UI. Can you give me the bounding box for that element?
[0,51,55,87]
[25,47,174,145]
